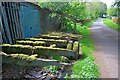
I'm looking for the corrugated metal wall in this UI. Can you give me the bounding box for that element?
[20,3,41,38]
[0,2,41,44]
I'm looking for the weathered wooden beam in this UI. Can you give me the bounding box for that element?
[34,46,78,59]
[1,52,71,67]
[35,33,82,41]
[16,40,45,46]
[15,38,68,47]
[73,41,79,52]
[2,44,33,54]
[67,41,73,50]
[2,44,79,59]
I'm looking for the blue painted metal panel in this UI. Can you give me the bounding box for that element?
[1,2,24,44]
[20,3,41,38]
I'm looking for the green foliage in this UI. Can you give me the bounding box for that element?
[80,38,95,51]
[43,65,58,74]
[76,26,91,37]
[66,25,100,78]
[81,46,93,58]
[103,19,120,31]
[84,20,94,28]
[37,1,103,29]
[71,57,100,78]
[107,7,118,17]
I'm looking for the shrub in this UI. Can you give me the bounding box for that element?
[76,26,91,37]
[71,57,100,78]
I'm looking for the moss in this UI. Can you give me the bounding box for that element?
[42,35,62,39]
[0,52,8,56]
[34,46,73,57]
[50,44,56,48]
[30,38,67,43]
[34,46,69,51]
[73,41,79,52]
[2,44,33,54]
[16,41,45,46]
[67,41,73,50]
[10,54,37,61]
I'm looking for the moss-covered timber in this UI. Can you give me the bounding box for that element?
[34,46,78,59]
[36,33,82,41]
[16,38,68,47]
[67,41,73,50]
[2,44,79,59]
[16,41,45,46]
[1,52,70,67]
[2,44,33,54]
[73,41,79,52]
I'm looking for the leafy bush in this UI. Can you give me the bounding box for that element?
[103,19,120,31]
[84,20,94,28]
[71,57,100,78]
[76,26,91,37]
[43,65,58,74]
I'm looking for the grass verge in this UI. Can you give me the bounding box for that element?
[65,21,100,78]
[103,19,120,31]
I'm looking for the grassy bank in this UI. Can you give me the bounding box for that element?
[103,19,120,31]
[65,21,100,78]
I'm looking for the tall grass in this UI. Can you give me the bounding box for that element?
[103,19,120,31]
[72,57,99,78]
[68,21,100,78]
[84,20,94,28]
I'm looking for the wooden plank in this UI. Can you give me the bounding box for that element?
[2,44,78,59]
[15,38,68,47]
[34,46,78,59]
[73,41,79,52]
[16,40,45,46]
[2,44,33,54]
[78,44,82,55]
[67,41,73,50]
[1,52,71,67]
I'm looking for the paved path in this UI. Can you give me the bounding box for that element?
[89,19,119,78]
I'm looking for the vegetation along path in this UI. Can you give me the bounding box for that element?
[89,18,119,78]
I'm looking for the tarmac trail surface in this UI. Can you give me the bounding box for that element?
[89,18,119,78]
